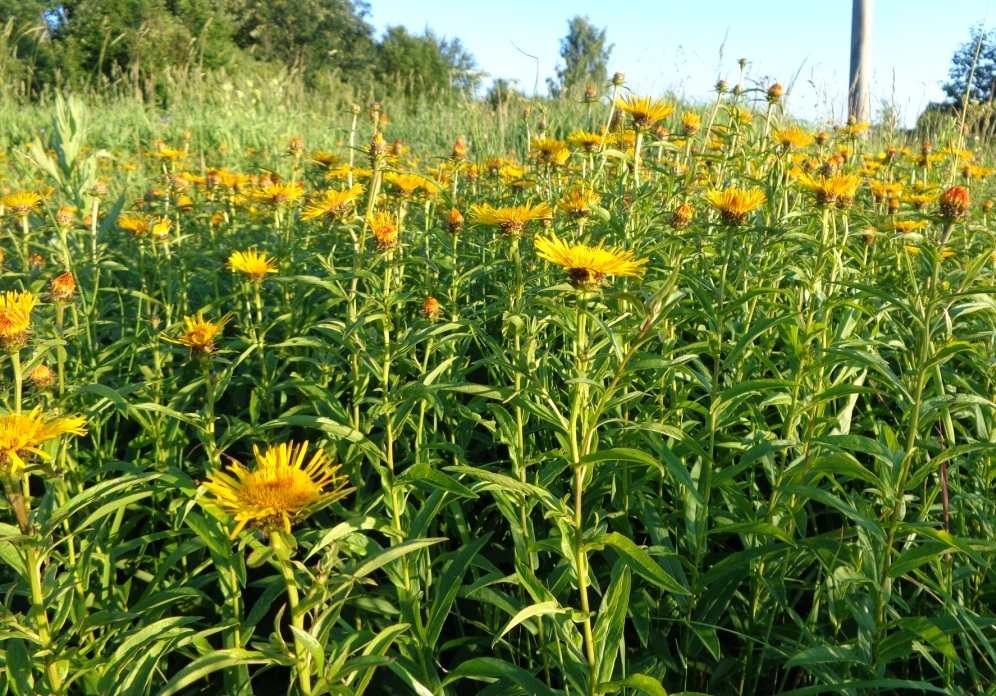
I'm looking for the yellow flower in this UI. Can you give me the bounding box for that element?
[556,188,602,218]
[890,219,928,234]
[166,312,232,356]
[118,215,150,236]
[300,184,364,221]
[567,129,604,153]
[0,291,37,351]
[151,216,172,240]
[254,181,304,206]
[383,172,437,197]
[369,211,399,251]
[2,191,43,217]
[682,112,702,135]
[869,180,903,201]
[838,121,871,138]
[469,200,553,237]
[531,138,571,166]
[772,127,815,150]
[614,95,674,130]
[309,151,342,169]
[534,232,647,290]
[156,146,186,159]
[0,407,87,474]
[228,249,277,282]
[797,173,863,208]
[202,440,351,538]
[703,187,767,225]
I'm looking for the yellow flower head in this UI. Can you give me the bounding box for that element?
[797,173,863,208]
[772,127,815,150]
[614,95,675,130]
[384,172,437,197]
[567,129,604,153]
[890,219,928,234]
[556,188,602,219]
[869,180,903,202]
[151,216,172,240]
[202,440,351,538]
[469,200,554,237]
[255,181,304,207]
[0,291,37,351]
[309,151,342,169]
[682,112,702,135]
[2,191,43,218]
[228,250,277,282]
[166,312,232,356]
[369,211,399,251]
[531,138,571,166]
[300,184,364,222]
[0,407,87,474]
[534,232,648,291]
[703,187,767,225]
[120,212,149,233]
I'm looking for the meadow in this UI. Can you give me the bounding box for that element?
[2,70,996,696]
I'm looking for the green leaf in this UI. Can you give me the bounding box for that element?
[400,463,478,499]
[155,650,272,696]
[590,532,689,594]
[346,538,446,579]
[289,626,325,678]
[5,638,34,696]
[426,533,491,646]
[493,600,568,646]
[441,657,556,695]
[600,673,669,696]
[594,564,631,683]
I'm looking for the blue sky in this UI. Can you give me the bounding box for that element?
[366,0,992,128]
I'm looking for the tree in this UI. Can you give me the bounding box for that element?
[547,15,611,98]
[942,24,996,105]
[374,26,477,102]
[227,0,376,84]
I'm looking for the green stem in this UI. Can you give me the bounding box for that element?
[273,532,312,695]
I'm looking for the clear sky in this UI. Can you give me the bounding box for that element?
[366,0,992,128]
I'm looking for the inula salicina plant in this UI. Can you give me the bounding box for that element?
[2,78,996,696]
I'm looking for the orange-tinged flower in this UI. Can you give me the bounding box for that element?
[703,187,767,225]
[446,208,464,233]
[682,112,701,136]
[0,407,86,473]
[469,200,553,237]
[534,232,647,290]
[939,186,970,219]
[614,95,675,130]
[202,440,351,538]
[0,291,37,351]
[669,203,693,229]
[300,184,364,222]
[228,250,277,282]
[29,364,55,390]
[422,297,442,322]
[49,272,76,303]
[369,211,399,251]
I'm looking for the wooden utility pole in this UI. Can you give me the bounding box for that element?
[849,0,872,122]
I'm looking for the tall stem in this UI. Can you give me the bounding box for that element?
[273,532,312,695]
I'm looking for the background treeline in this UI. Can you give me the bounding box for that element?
[1,0,479,103]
